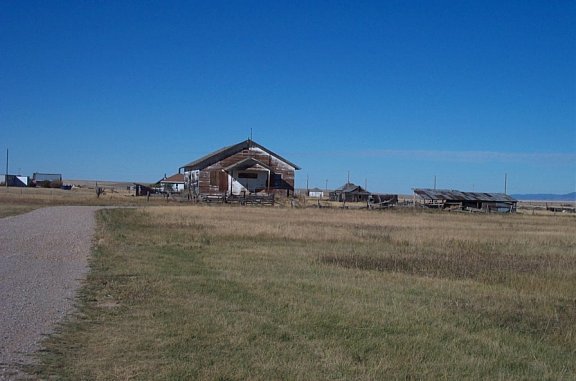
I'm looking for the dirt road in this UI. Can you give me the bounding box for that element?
[0,206,101,380]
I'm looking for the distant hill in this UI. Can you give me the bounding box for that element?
[511,192,576,202]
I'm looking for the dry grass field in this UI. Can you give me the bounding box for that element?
[29,204,575,380]
[0,183,172,212]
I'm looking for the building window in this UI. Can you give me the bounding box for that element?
[238,172,258,179]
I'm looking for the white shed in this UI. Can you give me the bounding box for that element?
[308,187,324,198]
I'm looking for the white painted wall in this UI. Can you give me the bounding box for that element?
[161,182,185,192]
[230,170,269,195]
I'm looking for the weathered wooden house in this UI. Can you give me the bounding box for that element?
[179,139,300,196]
[330,182,370,202]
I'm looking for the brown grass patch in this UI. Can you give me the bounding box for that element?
[319,246,573,283]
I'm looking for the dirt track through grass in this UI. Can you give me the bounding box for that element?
[35,206,576,380]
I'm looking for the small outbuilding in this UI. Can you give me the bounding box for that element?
[307,187,325,198]
[414,188,517,212]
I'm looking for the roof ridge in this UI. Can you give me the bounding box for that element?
[180,139,300,171]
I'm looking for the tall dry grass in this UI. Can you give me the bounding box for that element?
[35,205,576,380]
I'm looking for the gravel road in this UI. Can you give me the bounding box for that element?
[0,206,102,380]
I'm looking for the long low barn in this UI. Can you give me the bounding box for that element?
[414,188,517,212]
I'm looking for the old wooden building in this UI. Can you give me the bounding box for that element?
[414,188,517,212]
[179,139,300,196]
[330,182,370,202]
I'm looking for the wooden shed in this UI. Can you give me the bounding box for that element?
[179,139,300,196]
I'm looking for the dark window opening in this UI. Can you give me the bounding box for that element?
[238,172,258,179]
[272,174,283,187]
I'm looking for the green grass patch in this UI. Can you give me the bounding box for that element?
[34,207,576,380]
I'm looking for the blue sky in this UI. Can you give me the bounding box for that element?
[1,0,574,194]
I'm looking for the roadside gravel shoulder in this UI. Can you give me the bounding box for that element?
[0,206,103,380]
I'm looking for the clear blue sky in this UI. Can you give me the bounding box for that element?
[1,0,574,194]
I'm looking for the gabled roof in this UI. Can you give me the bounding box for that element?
[414,188,517,203]
[180,139,301,171]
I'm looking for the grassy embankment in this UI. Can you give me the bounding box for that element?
[33,205,575,380]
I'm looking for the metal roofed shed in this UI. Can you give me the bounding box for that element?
[414,188,517,213]
[33,173,62,182]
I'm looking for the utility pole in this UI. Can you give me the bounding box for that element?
[306,174,309,193]
[5,149,8,188]
[504,173,508,195]
[434,175,436,190]
[325,179,328,193]
[347,171,350,184]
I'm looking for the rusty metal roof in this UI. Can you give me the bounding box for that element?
[414,188,517,203]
